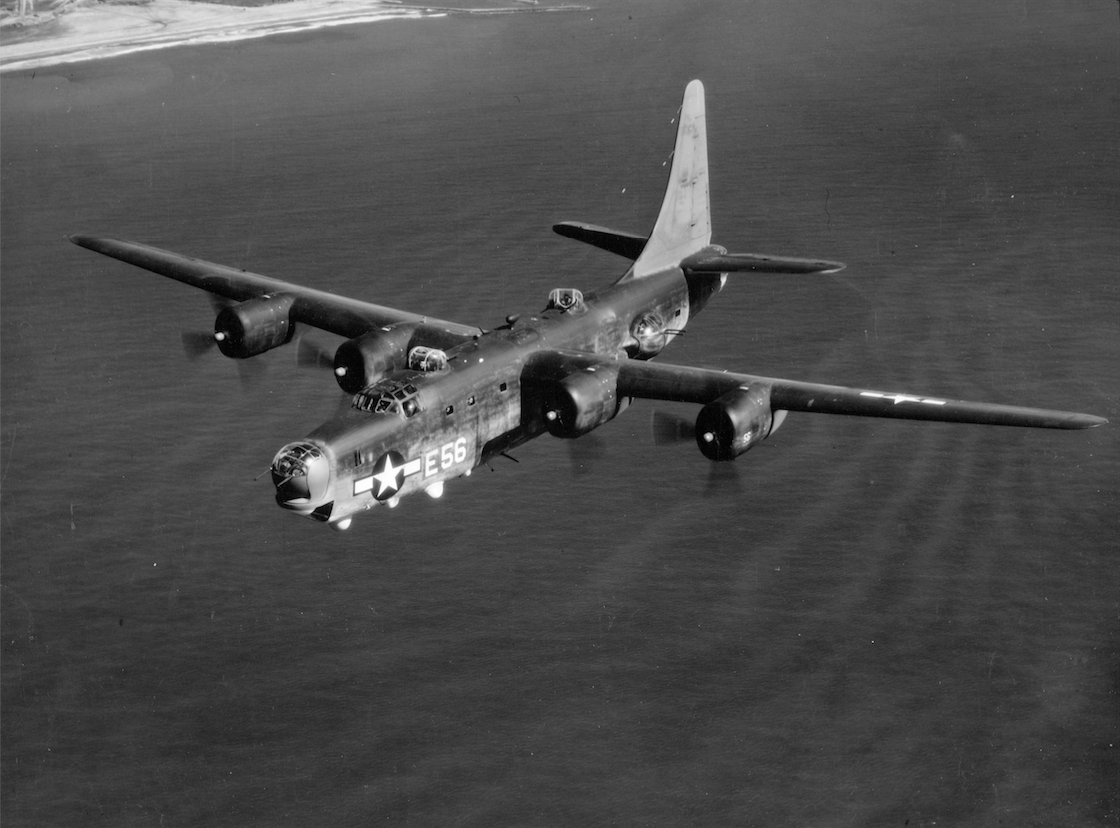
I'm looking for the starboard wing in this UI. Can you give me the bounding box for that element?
[615,358,1106,429]
[70,235,479,340]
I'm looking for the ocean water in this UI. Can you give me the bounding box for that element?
[2,2,1117,825]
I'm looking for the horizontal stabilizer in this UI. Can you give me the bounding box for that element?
[681,249,845,275]
[553,222,648,261]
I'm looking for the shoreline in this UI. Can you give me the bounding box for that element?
[0,0,584,73]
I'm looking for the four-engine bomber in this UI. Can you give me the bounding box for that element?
[72,80,1106,530]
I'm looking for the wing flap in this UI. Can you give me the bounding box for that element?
[71,235,478,340]
[616,359,1106,429]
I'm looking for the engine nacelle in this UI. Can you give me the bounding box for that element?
[332,325,417,394]
[333,324,469,394]
[695,384,775,461]
[541,364,622,438]
[214,294,296,359]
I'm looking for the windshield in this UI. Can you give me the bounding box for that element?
[352,377,422,418]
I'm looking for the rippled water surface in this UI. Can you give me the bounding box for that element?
[2,2,1117,825]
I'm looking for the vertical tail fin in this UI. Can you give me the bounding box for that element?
[628,80,712,279]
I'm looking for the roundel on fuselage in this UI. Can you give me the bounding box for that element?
[369,450,408,501]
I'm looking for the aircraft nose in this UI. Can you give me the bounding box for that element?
[271,442,330,508]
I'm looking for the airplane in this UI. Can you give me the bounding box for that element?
[71,80,1107,531]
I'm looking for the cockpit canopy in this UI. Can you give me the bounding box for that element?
[352,376,423,418]
[408,346,448,373]
[546,288,585,312]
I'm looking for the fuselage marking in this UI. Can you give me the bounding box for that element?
[860,391,947,406]
[353,437,469,500]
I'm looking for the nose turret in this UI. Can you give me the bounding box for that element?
[271,442,331,512]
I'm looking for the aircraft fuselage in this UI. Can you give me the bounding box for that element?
[272,267,724,527]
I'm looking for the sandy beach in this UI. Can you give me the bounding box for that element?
[0,0,565,72]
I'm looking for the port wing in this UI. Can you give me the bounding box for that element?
[70,235,479,340]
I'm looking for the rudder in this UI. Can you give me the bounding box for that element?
[628,80,712,279]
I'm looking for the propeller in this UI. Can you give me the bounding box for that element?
[652,410,694,446]
[651,410,742,493]
[177,293,266,387]
[705,458,742,496]
[180,292,231,361]
[179,328,262,385]
[567,432,606,476]
[296,334,336,372]
[181,330,220,360]
[233,357,266,388]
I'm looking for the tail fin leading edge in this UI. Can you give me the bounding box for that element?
[629,79,712,279]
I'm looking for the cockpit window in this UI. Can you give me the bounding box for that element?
[353,377,423,417]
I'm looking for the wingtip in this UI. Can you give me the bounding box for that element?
[69,233,98,249]
[1065,413,1109,429]
[70,234,125,253]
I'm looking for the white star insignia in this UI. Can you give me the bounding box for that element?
[860,391,946,406]
[372,455,404,498]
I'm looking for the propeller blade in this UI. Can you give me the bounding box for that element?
[652,410,693,446]
[181,330,218,360]
[296,335,336,371]
[205,292,233,314]
[568,432,606,476]
[181,293,234,360]
[705,459,742,495]
[234,356,266,388]
[182,328,263,387]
